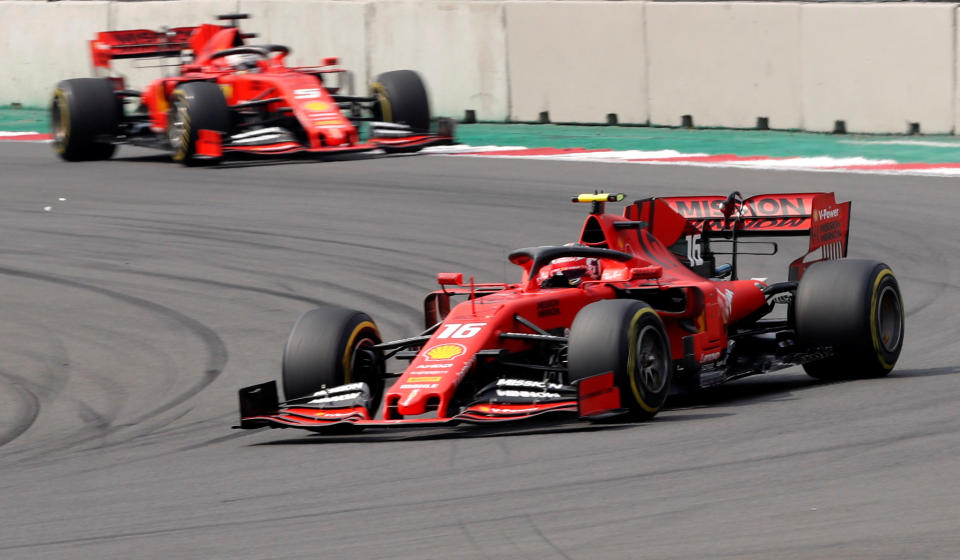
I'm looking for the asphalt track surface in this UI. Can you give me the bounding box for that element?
[1,141,958,559]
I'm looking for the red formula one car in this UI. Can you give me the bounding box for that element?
[51,14,454,165]
[238,191,904,433]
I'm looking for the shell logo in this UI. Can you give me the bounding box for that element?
[424,343,466,361]
[305,101,329,112]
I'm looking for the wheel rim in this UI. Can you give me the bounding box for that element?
[634,325,669,393]
[167,99,187,152]
[349,336,378,384]
[876,285,903,353]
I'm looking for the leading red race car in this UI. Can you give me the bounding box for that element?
[238,191,904,433]
[51,14,454,165]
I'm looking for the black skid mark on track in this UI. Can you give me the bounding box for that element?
[99,265,329,307]
[86,214,485,271]
[0,266,228,445]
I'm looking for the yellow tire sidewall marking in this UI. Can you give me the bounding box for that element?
[370,82,392,123]
[626,307,663,413]
[869,268,900,371]
[341,320,379,385]
[53,88,69,154]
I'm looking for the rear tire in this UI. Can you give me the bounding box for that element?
[51,78,120,161]
[568,300,672,420]
[282,307,385,412]
[370,70,431,133]
[168,81,229,166]
[795,259,904,380]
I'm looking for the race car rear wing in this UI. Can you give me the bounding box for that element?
[90,27,199,69]
[627,192,851,280]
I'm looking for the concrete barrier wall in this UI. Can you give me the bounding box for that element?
[1,0,959,135]
[367,1,509,121]
[800,3,955,134]
[506,1,647,124]
[646,2,802,130]
[0,1,110,106]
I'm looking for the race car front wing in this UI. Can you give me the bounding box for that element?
[236,372,623,432]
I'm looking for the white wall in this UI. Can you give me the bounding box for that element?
[367,1,509,121]
[2,0,959,135]
[646,2,802,130]
[800,3,955,134]
[0,1,110,106]
[506,1,647,124]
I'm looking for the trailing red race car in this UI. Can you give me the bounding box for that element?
[238,191,904,433]
[51,14,454,165]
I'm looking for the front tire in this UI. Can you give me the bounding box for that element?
[168,81,229,166]
[282,307,385,412]
[370,70,431,133]
[51,78,120,161]
[795,259,904,380]
[568,300,673,420]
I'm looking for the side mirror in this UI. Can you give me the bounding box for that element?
[437,272,463,286]
[321,56,339,66]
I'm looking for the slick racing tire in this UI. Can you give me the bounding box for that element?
[370,70,430,133]
[51,78,120,161]
[168,81,229,166]
[795,259,904,380]
[282,306,385,411]
[568,300,673,420]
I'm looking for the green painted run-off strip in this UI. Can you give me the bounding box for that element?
[5,105,960,164]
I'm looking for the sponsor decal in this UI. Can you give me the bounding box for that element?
[689,217,808,231]
[413,363,453,370]
[305,101,330,112]
[308,383,367,404]
[497,378,565,390]
[293,88,322,100]
[810,202,848,249]
[476,405,542,415]
[425,343,466,361]
[407,376,442,383]
[537,299,561,318]
[308,392,362,405]
[312,383,365,394]
[313,410,357,418]
[496,390,563,399]
[816,208,839,221]
[103,28,192,49]
[673,197,808,219]
[399,383,439,390]
[700,351,721,364]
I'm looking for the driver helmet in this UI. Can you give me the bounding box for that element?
[225,52,262,72]
[538,252,601,288]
